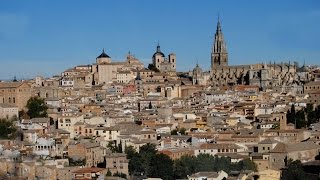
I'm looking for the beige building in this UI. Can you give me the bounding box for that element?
[72,167,107,180]
[269,141,320,170]
[257,169,281,180]
[58,113,84,138]
[0,103,18,119]
[105,152,129,177]
[92,50,144,85]
[0,81,32,110]
[68,142,106,167]
[116,70,134,84]
[152,44,176,73]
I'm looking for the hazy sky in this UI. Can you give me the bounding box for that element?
[0,0,319,80]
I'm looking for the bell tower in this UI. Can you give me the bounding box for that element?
[211,17,228,69]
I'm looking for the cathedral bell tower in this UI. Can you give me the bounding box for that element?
[211,17,228,69]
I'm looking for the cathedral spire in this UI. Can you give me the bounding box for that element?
[216,14,222,33]
[156,41,161,53]
[211,16,228,69]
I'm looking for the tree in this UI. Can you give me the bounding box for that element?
[125,146,143,176]
[173,154,257,179]
[271,123,280,129]
[26,97,48,118]
[113,172,127,179]
[171,129,178,135]
[238,158,257,171]
[179,128,186,135]
[148,64,160,72]
[68,157,86,166]
[174,155,197,179]
[282,160,306,180]
[148,153,174,180]
[107,140,122,153]
[0,119,17,139]
[106,169,112,176]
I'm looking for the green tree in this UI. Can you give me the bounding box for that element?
[125,146,143,176]
[171,129,178,135]
[148,64,160,72]
[0,119,17,139]
[107,140,122,153]
[68,157,86,166]
[173,154,257,179]
[271,123,280,129]
[148,153,174,180]
[237,158,257,171]
[113,172,127,179]
[26,97,48,118]
[106,169,112,176]
[179,128,186,135]
[282,160,306,180]
[174,155,197,179]
[295,110,306,129]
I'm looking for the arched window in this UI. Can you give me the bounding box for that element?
[8,97,11,103]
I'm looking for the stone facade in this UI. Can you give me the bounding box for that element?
[152,44,176,73]
[0,81,32,110]
[191,19,312,91]
[0,103,18,119]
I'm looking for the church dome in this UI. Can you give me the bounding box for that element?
[193,64,203,74]
[298,64,308,72]
[153,44,165,58]
[96,49,110,59]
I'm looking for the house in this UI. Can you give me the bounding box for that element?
[188,171,228,180]
[105,152,129,177]
[257,168,281,180]
[0,81,32,110]
[195,143,244,157]
[159,148,194,160]
[0,103,18,119]
[68,142,106,167]
[72,167,106,180]
[269,141,320,170]
[257,139,279,153]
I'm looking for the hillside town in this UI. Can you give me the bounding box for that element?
[1,19,320,180]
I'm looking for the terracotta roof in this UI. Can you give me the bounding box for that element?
[0,81,29,88]
[198,143,241,150]
[73,167,105,173]
[270,142,320,153]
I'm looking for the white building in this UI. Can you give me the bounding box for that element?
[0,103,18,119]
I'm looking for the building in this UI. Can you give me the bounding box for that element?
[0,103,18,119]
[152,44,176,73]
[91,50,144,85]
[0,81,32,110]
[105,152,129,177]
[68,142,106,167]
[188,171,228,180]
[72,167,107,180]
[190,18,310,91]
[211,17,228,68]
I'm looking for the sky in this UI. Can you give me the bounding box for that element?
[0,0,319,80]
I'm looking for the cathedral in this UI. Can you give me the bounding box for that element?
[192,18,311,92]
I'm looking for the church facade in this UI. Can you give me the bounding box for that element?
[152,44,176,73]
[192,18,312,93]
